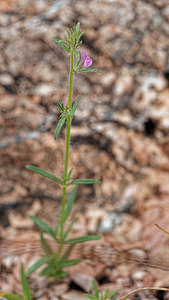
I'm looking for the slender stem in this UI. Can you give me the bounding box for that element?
[59,49,74,248]
[119,287,169,300]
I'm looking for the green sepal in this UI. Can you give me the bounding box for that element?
[27,256,48,274]
[74,51,81,70]
[70,178,101,185]
[54,116,66,140]
[40,231,54,256]
[30,216,57,240]
[71,96,81,118]
[26,165,62,184]
[20,264,32,300]
[79,68,101,73]
[65,235,101,244]
[52,38,70,53]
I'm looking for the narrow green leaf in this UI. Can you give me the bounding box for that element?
[65,235,101,244]
[20,264,32,300]
[40,265,56,276]
[54,270,68,280]
[40,232,53,256]
[71,96,81,118]
[61,243,76,260]
[64,185,78,221]
[71,178,101,185]
[67,168,73,180]
[1,294,24,300]
[103,290,109,300]
[30,216,56,240]
[59,258,81,268]
[56,101,65,113]
[63,217,78,240]
[109,290,119,297]
[67,29,71,38]
[55,223,60,235]
[54,116,66,140]
[83,295,96,300]
[76,22,80,34]
[92,280,99,298]
[27,257,48,274]
[78,32,84,41]
[52,38,70,53]
[79,68,101,73]
[26,165,62,184]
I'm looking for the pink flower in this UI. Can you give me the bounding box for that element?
[80,51,92,68]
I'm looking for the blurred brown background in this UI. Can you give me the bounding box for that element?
[1,0,169,292]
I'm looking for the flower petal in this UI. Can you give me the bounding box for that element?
[84,56,93,68]
[80,51,87,65]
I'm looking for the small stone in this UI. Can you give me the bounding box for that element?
[34,83,55,96]
[132,270,147,281]
[0,73,14,85]
[101,179,116,196]
[72,273,93,293]
[141,73,167,92]
[102,72,116,87]
[62,291,89,300]
[86,208,106,233]
[99,212,122,233]
[114,73,133,96]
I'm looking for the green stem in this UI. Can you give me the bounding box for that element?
[59,49,74,250]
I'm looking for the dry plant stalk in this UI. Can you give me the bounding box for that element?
[1,237,169,272]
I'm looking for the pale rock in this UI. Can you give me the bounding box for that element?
[102,72,116,87]
[150,90,169,129]
[114,73,133,96]
[71,273,93,293]
[132,270,147,281]
[99,212,122,233]
[44,0,70,19]
[33,64,55,81]
[114,109,132,125]
[161,118,169,129]
[86,208,107,233]
[99,24,122,40]
[141,73,167,92]
[34,83,55,96]
[8,212,33,229]
[0,73,14,85]
[34,0,47,13]
[62,291,89,300]
[114,214,142,243]
[101,179,115,196]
